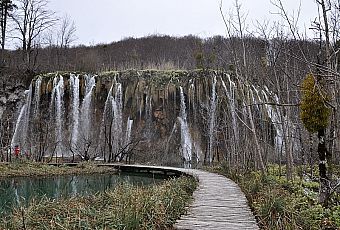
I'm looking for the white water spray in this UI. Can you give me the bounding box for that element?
[207,76,217,163]
[179,86,192,166]
[70,74,80,150]
[55,76,64,156]
[80,75,96,141]
[11,84,33,153]
[33,76,42,117]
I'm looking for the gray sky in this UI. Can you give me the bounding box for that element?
[49,0,318,46]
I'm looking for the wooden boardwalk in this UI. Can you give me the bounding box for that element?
[110,165,259,229]
[50,163,259,229]
[175,168,259,230]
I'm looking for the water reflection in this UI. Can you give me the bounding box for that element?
[0,172,165,215]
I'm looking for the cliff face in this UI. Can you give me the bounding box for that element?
[0,70,34,160]
[1,69,295,167]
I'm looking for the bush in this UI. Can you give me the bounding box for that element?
[300,73,331,133]
[210,165,340,230]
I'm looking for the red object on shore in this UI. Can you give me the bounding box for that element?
[14,145,20,157]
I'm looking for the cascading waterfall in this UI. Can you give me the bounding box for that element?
[188,79,196,121]
[179,86,192,167]
[99,82,114,150]
[221,77,239,164]
[11,84,33,153]
[207,75,217,163]
[70,74,80,151]
[262,89,284,154]
[124,118,134,149]
[166,121,178,155]
[99,81,133,161]
[22,84,33,152]
[111,83,123,160]
[80,75,96,142]
[5,70,300,168]
[221,76,238,141]
[54,76,64,156]
[138,94,143,120]
[11,104,27,149]
[33,77,42,117]
[144,92,153,142]
[49,77,58,112]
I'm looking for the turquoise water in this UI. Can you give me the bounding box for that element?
[0,172,165,215]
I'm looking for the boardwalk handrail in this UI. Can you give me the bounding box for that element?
[48,163,189,177]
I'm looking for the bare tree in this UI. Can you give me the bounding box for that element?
[220,0,266,173]
[0,0,15,65]
[57,14,76,49]
[272,0,340,206]
[11,0,56,68]
[55,14,76,69]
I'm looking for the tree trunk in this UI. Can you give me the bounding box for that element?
[247,105,266,173]
[0,2,8,66]
[318,128,330,205]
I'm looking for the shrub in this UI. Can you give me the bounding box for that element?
[300,73,331,133]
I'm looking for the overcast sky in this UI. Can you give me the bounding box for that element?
[48,0,318,46]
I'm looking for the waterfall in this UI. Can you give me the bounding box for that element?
[54,76,64,156]
[145,93,152,121]
[99,83,114,139]
[144,92,152,142]
[5,70,300,167]
[104,83,114,117]
[98,83,114,161]
[49,77,58,112]
[112,83,123,160]
[124,118,134,149]
[11,84,33,153]
[221,76,239,164]
[70,74,80,150]
[80,75,96,142]
[262,89,283,153]
[188,79,196,121]
[221,76,238,141]
[166,121,178,155]
[207,75,217,163]
[33,76,42,117]
[11,105,27,149]
[179,86,192,167]
[22,84,33,152]
[138,93,143,120]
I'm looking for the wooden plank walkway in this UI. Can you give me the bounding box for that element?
[174,168,259,230]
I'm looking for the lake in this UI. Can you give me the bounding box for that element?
[0,172,166,215]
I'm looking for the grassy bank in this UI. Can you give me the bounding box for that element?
[0,176,197,230]
[210,165,340,230]
[0,162,116,178]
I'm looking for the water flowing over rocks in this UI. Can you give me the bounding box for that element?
[1,70,301,167]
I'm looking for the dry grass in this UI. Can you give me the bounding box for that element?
[0,176,197,230]
[209,164,340,230]
[0,162,116,178]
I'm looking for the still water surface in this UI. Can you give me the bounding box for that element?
[0,172,165,215]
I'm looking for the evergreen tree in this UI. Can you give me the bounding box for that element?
[300,73,332,205]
